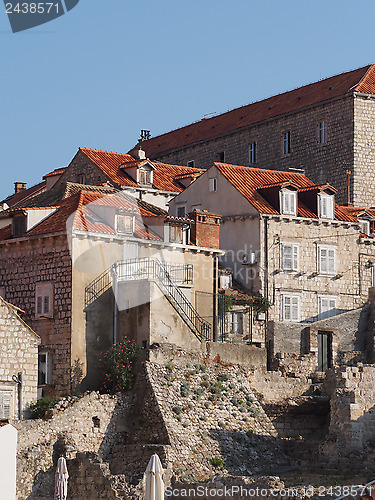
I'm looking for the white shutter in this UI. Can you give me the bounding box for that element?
[0,391,12,419]
[291,296,299,322]
[319,248,327,273]
[328,249,335,274]
[283,296,291,321]
[319,297,336,319]
[282,244,292,270]
[293,245,299,271]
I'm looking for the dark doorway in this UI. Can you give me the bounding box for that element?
[317,331,332,371]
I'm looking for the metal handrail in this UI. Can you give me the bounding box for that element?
[85,258,211,341]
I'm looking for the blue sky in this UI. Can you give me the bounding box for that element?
[1,0,375,201]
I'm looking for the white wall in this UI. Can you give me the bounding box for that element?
[0,424,17,500]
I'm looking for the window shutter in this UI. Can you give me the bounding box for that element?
[43,295,50,315]
[37,296,43,316]
[293,245,299,271]
[0,391,12,419]
[283,296,291,321]
[291,297,299,322]
[282,244,292,270]
[328,249,335,274]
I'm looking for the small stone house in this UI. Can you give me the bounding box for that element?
[130,64,375,207]
[0,297,40,419]
[169,163,375,343]
[0,185,222,396]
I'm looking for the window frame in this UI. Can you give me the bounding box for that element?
[35,283,54,319]
[0,387,14,420]
[319,193,334,219]
[137,167,153,186]
[318,245,336,275]
[187,160,195,168]
[282,130,291,155]
[281,243,299,272]
[249,142,257,164]
[116,214,134,235]
[282,294,300,322]
[318,120,327,144]
[38,352,52,386]
[280,189,297,215]
[318,296,337,320]
[209,177,217,192]
[217,151,225,162]
[177,206,186,218]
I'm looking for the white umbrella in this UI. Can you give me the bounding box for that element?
[145,453,164,500]
[55,456,69,500]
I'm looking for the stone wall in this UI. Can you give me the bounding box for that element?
[152,95,357,205]
[327,365,375,455]
[16,391,129,499]
[0,297,40,418]
[0,234,72,395]
[353,96,375,207]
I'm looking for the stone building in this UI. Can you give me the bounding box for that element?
[169,163,375,334]
[57,146,204,210]
[0,184,222,396]
[130,65,375,207]
[0,297,40,419]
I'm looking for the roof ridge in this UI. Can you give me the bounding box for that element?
[80,146,135,158]
[214,162,312,178]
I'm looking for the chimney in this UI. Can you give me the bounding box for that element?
[139,130,151,142]
[137,146,146,160]
[14,182,27,194]
[189,209,221,249]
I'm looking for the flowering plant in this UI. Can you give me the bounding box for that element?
[98,338,141,393]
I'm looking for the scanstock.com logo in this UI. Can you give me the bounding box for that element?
[3,0,79,32]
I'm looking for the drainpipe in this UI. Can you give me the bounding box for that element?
[263,217,269,349]
[113,265,118,345]
[212,255,218,342]
[12,372,22,419]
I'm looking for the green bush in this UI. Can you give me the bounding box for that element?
[173,406,182,415]
[203,374,209,381]
[28,397,57,419]
[246,429,254,437]
[98,338,141,393]
[230,396,239,406]
[200,365,207,372]
[210,457,224,468]
[180,382,190,397]
[217,373,229,382]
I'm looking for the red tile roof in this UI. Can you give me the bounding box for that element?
[43,167,67,179]
[26,190,163,240]
[214,162,357,221]
[128,65,375,158]
[0,224,12,241]
[1,181,46,208]
[79,147,204,192]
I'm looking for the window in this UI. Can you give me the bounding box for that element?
[231,312,243,334]
[116,214,134,234]
[282,131,291,155]
[78,173,86,184]
[319,193,334,219]
[217,151,225,162]
[13,216,27,238]
[38,353,51,385]
[169,224,183,244]
[187,160,195,168]
[138,168,152,186]
[177,206,186,218]
[0,389,13,420]
[318,120,327,144]
[249,142,257,164]
[282,295,300,322]
[35,283,53,318]
[281,190,297,215]
[318,246,335,275]
[209,178,217,192]
[359,220,370,236]
[281,243,299,271]
[318,297,336,320]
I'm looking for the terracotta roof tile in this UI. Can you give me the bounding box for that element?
[79,147,204,192]
[1,181,46,208]
[215,162,357,221]
[43,167,67,179]
[129,66,374,157]
[0,224,12,241]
